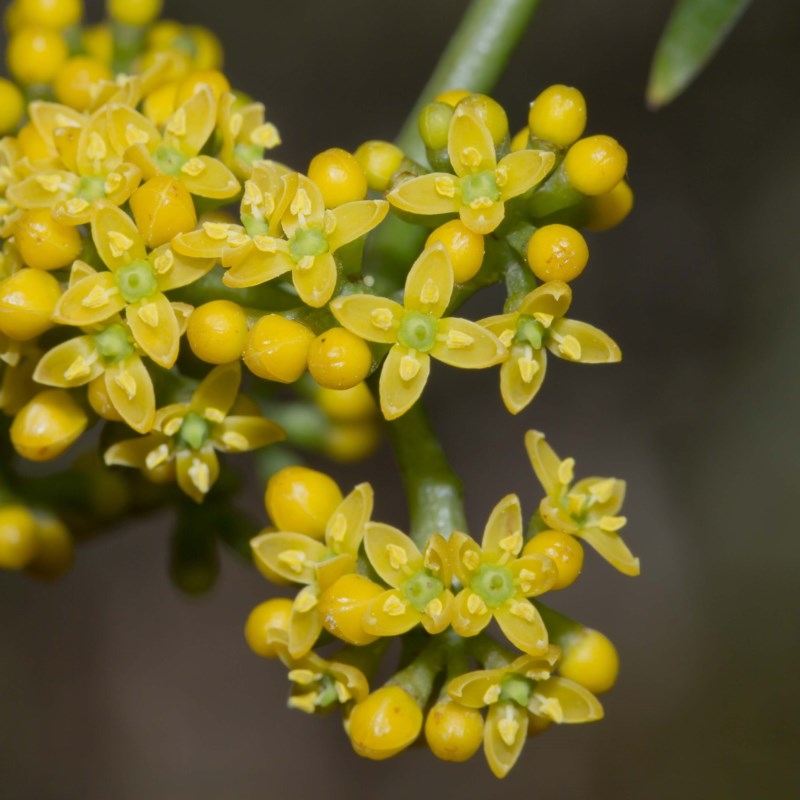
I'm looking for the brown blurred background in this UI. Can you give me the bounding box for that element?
[2,0,799,797]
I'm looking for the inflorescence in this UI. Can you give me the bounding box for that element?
[0,0,638,778]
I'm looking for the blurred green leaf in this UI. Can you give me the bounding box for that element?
[647,0,751,108]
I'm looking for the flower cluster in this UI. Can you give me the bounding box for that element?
[1,0,638,780]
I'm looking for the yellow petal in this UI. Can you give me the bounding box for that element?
[432,317,506,369]
[576,525,640,576]
[458,199,505,235]
[524,430,564,498]
[495,601,549,655]
[511,554,558,597]
[222,246,294,288]
[288,587,323,658]
[548,318,621,363]
[481,494,523,558]
[451,589,492,638]
[387,173,459,216]
[378,346,430,420]
[52,271,124,326]
[529,677,603,724]
[362,588,421,636]
[33,336,102,387]
[104,432,168,468]
[251,531,327,584]
[212,415,285,452]
[404,242,453,318]
[518,280,572,320]
[165,86,216,156]
[499,346,547,414]
[448,107,496,176]
[330,294,404,345]
[151,245,216,292]
[363,521,421,588]
[104,357,156,433]
[292,251,337,309]
[126,294,180,369]
[484,703,529,778]
[325,483,373,557]
[191,361,242,420]
[92,203,146,271]
[327,200,389,253]
[496,149,556,200]
[179,155,240,200]
[176,446,220,503]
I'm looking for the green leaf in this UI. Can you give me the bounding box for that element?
[646,0,751,109]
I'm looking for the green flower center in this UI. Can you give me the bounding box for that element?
[403,571,445,613]
[289,227,329,262]
[515,315,546,349]
[241,213,269,238]
[234,143,264,170]
[178,411,211,450]
[116,259,159,303]
[153,145,188,176]
[397,311,438,352]
[471,563,514,608]
[500,675,533,707]
[460,171,501,206]
[93,323,134,364]
[76,176,106,202]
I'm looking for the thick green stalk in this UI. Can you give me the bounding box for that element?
[395,0,542,161]
[385,399,467,547]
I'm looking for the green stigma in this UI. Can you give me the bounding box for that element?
[403,571,445,613]
[515,315,546,349]
[460,171,501,206]
[397,311,438,352]
[289,227,329,262]
[178,411,211,450]
[116,259,159,303]
[471,563,514,608]
[153,145,188,176]
[93,323,134,363]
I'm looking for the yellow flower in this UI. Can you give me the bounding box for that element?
[218,92,281,179]
[52,202,214,369]
[220,173,388,308]
[526,430,640,576]
[450,494,556,654]
[6,102,142,226]
[447,648,602,778]
[480,280,620,414]
[387,106,555,234]
[104,361,284,502]
[361,524,453,636]
[250,482,374,657]
[331,243,506,419]
[120,85,241,200]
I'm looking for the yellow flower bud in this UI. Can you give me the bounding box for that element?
[14,208,83,271]
[264,465,342,540]
[243,314,314,383]
[10,388,88,461]
[523,530,584,590]
[354,141,404,193]
[585,179,634,232]
[425,699,484,762]
[174,70,231,107]
[25,514,73,581]
[244,598,293,658]
[526,223,589,283]
[107,0,163,27]
[307,148,367,207]
[129,175,198,249]
[187,300,248,365]
[7,26,69,85]
[456,93,509,145]
[53,56,112,111]
[0,268,62,341]
[563,135,628,196]
[528,85,587,148]
[318,573,382,645]
[0,504,39,570]
[426,220,484,283]
[0,78,25,135]
[348,685,423,760]
[86,376,124,422]
[315,381,376,423]
[307,327,372,390]
[558,628,619,694]
[15,0,82,30]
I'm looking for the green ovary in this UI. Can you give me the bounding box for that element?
[471,563,514,608]
[403,571,444,613]
[76,176,106,202]
[515,315,546,349]
[116,259,159,303]
[153,145,188,176]
[460,171,501,206]
[93,323,134,363]
[500,675,533,707]
[397,311,438,352]
[289,227,329,261]
[178,411,211,450]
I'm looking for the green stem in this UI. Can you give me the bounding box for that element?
[533,600,584,648]
[395,0,542,161]
[388,636,445,707]
[384,397,467,547]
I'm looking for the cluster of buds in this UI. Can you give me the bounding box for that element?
[1,0,639,778]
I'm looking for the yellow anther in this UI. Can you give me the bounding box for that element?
[252,235,277,253]
[65,197,90,215]
[382,594,407,616]
[327,513,347,544]
[419,278,440,306]
[242,180,263,209]
[518,355,539,384]
[226,231,250,248]
[334,681,352,703]
[468,196,493,210]
[36,174,64,193]
[532,312,554,328]
[153,250,174,274]
[370,308,394,331]
[567,493,585,516]
[181,157,206,177]
[163,417,183,437]
[287,692,318,714]
[260,192,276,218]
[466,593,487,616]
[64,356,93,381]
[557,457,575,486]
[86,132,107,162]
[114,368,137,399]
[221,431,249,451]
[509,600,536,622]
[277,549,307,574]
[425,597,444,619]
[250,123,281,149]
[518,568,538,594]
[590,478,616,504]
[145,443,170,471]
[399,354,420,381]
[166,107,187,137]
[557,334,582,360]
[534,695,564,724]
[290,188,312,217]
[81,284,112,308]
[294,589,318,613]
[494,165,508,188]
[203,407,226,424]
[499,329,514,348]
[287,669,319,685]
[434,176,456,198]
[462,550,480,572]
[296,255,314,272]
[107,230,134,257]
[323,210,337,235]
[497,715,520,746]
[445,328,474,349]
[482,685,501,705]
[422,548,440,573]
[499,531,522,555]
[105,173,123,193]
[459,146,482,169]
[599,515,627,532]
[386,543,408,570]
[229,112,243,138]
[125,124,150,147]
[136,302,160,327]
[202,221,231,240]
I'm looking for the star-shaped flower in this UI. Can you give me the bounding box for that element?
[480,280,620,414]
[331,242,506,419]
[450,494,557,655]
[526,430,640,575]
[387,106,555,234]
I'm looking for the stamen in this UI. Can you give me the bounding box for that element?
[386,543,408,570]
[136,302,160,327]
[114,368,137,399]
[419,278,440,306]
[557,457,575,485]
[399,354,420,381]
[277,550,307,574]
[382,595,407,616]
[145,443,170,470]
[181,158,206,177]
[370,308,394,331]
